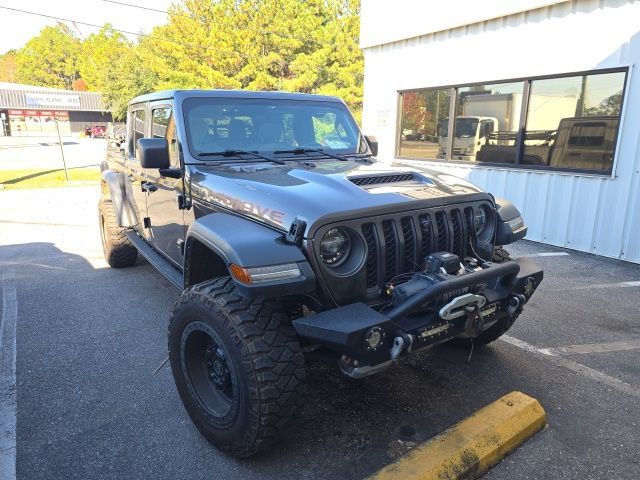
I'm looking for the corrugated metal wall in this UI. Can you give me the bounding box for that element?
[0,86,105,111]
[362,0,640,263]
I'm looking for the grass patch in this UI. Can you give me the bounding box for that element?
[0,167,101,190]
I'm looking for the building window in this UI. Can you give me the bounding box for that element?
[397,68,627,174]
[523,71,625,172]
[398,88,450,160]
[453,81,525,164]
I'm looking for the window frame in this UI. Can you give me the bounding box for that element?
[396,66,630,177]
[150,103,180,168]
[128,103,148,160]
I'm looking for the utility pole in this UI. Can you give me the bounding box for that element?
[55,119,69,182]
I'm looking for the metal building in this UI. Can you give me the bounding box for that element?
[360,0,640,263]
[0,82,112,136]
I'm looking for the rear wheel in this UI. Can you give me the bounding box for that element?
[168,277,306,457]
[98,199,138,268]
[449,246,516,347]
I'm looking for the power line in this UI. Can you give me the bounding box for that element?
[100,0,192,17]
[0,5,143,36]
[0,4,251,58]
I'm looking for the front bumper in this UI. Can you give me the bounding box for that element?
[293,257,543,377]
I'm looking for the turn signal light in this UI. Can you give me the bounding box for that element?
[229,264,252,284]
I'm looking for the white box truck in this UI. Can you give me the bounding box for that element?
[437,93,576,161]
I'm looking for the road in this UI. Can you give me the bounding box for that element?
[1,186,639,479]
[0,136,106,171]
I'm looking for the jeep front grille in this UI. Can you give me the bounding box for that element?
[360,207,474,291]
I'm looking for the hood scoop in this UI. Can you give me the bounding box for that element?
[348,172,433,188]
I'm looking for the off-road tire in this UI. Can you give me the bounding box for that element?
[449,245,516,347]
[492,245,511,263]
[168,277,306,457]
[98,199,138,268]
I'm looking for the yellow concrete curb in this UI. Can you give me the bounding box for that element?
[367,391,546,480]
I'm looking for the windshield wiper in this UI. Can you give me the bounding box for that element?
[197,149,285,165]
[273,148,348,162]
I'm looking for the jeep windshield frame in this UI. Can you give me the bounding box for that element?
[182,97,369,161]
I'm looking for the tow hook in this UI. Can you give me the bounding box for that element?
[390,335,406,361]
[339,333,410,379]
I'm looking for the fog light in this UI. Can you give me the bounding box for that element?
[365,326,385,350]
[524,276,536,297]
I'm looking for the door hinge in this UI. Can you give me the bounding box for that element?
[176,192,192,210]
[285,217,306,247]
[143,217,151,229]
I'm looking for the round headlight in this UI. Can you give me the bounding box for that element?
[320,228,351,267]
[474,207,488,235]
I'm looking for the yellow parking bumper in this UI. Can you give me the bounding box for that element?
[368,391,546,480]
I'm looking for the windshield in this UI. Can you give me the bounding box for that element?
[183,97,365,158]
[438,118,480,138]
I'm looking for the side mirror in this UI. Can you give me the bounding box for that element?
[137,138,170,169]
[365,135,378,157]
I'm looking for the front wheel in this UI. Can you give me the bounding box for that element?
[98,199,138,268]
[168,277,306,457]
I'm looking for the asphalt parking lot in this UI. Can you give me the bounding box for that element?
[1,186,639,480]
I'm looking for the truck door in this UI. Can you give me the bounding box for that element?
[145,105,185,267]
[125,106,151,237]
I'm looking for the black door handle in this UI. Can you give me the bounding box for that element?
[141,181,158,193]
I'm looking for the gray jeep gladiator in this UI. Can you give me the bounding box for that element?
[98,90,542,457]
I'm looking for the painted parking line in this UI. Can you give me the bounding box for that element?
[559,280,640,291]
[521,252,570,258]
[539,340,640,356]
[500,335,640,400]
[0,271,17,480]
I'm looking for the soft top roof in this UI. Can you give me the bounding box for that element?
[129,89,345,106]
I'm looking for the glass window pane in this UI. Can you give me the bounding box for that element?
[152,108,171,138]
[524,71,625,171]
[398,88,450,159]
[453,82,525,163]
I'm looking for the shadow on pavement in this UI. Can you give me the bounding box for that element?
[4,242,534,480]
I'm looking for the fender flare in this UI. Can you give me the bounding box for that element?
[100,169,137,228]
[494,198,527,245]
[184,212,315,296]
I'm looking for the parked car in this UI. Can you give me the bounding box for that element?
[85,124,106,138]
[98,89,542,457]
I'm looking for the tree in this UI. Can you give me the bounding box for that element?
[101,44,158,120]
[0,50,18,82]
[15,24,81,89]
[137,0,363,117]
[585,91,623,116]
[401,91,427,133]
[77,25,131,92]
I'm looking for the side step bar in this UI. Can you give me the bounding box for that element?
[124,230,183,289]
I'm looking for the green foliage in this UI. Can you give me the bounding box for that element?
[9,0,363,122]
[77,25,130,92]
[0,50,18,82]
[15,25,81,89]
[585,91,623,117]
